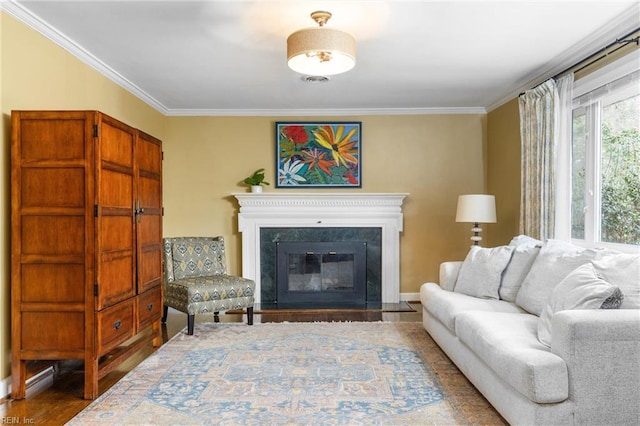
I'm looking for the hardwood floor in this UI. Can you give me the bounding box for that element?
[0,304,423,425]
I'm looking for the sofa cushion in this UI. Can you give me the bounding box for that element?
[455,311,569,404]
[421,283,524,333]
[454,245,514,299]
[515,240,615,316]
[500,242,542,302]
[591,253,640,309]
[537,263,624,347]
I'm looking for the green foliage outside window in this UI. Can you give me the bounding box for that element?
[600,96,640,244]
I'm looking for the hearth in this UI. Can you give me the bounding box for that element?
[276,241,367,305]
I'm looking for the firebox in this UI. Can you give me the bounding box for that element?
[276,241,367,305]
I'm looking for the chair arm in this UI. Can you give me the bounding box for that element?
[551,309,640,424]
[439,261,463,291]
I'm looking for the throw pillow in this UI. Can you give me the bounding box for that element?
[537,263,623,347]
[500,241,542,302]
[515,239,615,316]
[591,253,640,309]
[454,245,515,299]
[499,244,540,302]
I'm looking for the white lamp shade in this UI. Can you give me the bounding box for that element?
[287,27,356,76]
[456,194,497,223]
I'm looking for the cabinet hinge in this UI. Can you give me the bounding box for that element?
[93,124,99,138]
[94,284,99,297]
[94,204,99,217]
[162,151,164,161]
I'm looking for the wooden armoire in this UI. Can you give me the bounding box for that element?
[11,110,163,400]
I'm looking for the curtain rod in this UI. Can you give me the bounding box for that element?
[520,27,640,96]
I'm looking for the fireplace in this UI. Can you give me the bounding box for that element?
[276,241,367,305]
[233,193,407,304]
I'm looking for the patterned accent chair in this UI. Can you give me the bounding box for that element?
[161,236,255,335]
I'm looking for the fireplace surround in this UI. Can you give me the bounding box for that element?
[233,193,407,303]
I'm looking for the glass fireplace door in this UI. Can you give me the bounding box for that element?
[276,241,367,305]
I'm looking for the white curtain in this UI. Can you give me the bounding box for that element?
[554,73,574,241]
[518,79,559,240]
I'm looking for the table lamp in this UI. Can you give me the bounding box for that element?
[456,194,496,246]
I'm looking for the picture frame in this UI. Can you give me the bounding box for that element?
[275,121,362,188]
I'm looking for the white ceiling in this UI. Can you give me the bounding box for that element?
[4,0,640,115]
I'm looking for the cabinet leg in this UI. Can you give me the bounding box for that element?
[84,355,99,400]
[152,319,162,347]
[11,360,26,399]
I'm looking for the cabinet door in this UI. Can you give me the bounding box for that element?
[95,115,137,310]
[135,131,163,294]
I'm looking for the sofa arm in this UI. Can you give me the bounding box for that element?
[551,309,640,424]
[439,261,463,291]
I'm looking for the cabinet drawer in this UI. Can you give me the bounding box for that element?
[97,299,135,356]
[137,286,162,330]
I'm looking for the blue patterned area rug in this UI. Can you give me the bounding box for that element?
[67,322,495,425]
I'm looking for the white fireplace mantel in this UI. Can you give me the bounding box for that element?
[232,193,408,303]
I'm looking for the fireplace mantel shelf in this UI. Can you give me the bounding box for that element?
[232,192,408,303]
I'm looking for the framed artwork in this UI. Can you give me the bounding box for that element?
[275,121,362,188]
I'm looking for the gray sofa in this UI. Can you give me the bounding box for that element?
[420,236,640,425]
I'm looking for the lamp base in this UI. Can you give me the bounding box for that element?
[470,223,482,246]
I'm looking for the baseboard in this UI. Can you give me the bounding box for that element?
[400,292,420,303]
[0,367,55,401]
[0,375,9,401]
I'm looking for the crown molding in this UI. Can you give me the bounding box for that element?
[1,0,170,115]
[1,0,486,117]
[4,0,636,117]
[164,107,487,116]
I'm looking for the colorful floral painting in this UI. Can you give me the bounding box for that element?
[275,122,362,187]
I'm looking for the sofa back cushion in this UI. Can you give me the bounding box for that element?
[591,253,640,309]
[515,240,615,316]
[454,245,514,299]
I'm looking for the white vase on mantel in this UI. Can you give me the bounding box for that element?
[251,185,263,193]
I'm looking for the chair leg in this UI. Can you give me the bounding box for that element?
[162,305,169,323]
[214,312,220,323]
[187,314,195,335]
[247,306,254,325]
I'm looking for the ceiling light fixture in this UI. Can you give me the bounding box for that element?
[287,11,356,76]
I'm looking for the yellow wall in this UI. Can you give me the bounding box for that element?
[1,14,524,391]
[162,114,488,289]
[0,14,165,384]
[487,98,521,246]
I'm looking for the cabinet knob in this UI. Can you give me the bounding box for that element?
[113,320,122,330]
[147,303,153,311]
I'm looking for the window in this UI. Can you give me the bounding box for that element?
[571,53,640,248]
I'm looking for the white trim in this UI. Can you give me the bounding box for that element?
[164,107,487,116]
[233,193,408,304]
[400,292,420,302]
[573,49,640,98]
[0,375,9,400]
[0,366,55,400]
